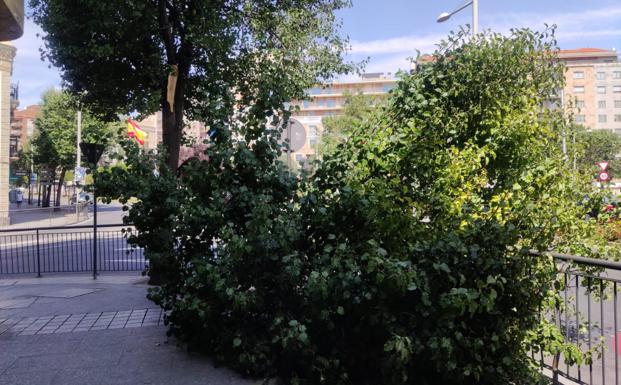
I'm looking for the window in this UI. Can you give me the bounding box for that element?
[616,128,621,136]
[309,87,321,95]
[616,100,621,108]
[596,72,605,80]
[573,86,585,93]
[597,86,606,94]
[598,101,606,109]
[576,100,585,108]
[573,71,584,79]
[575,115,585,123]
[326,99,335,108]
[382,84,395,92]
[303,100,310,109]
[598,115,607,123]
[614,86,621,93]
[308,125,318,148]
[9,136,18,157]
[615,115,621,122]
[614,71,621,79]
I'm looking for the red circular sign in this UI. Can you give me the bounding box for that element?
[599,171,609,181]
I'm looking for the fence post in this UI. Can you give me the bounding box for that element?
[92,193,97,280]
[36,229,41,278]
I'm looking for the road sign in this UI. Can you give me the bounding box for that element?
[598,162,609,171]
[599,171,610,182]
[74,166,86,182]
[30,173,37,183]
[283,119,306,152]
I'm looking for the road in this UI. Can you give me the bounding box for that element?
[0,202,144,275]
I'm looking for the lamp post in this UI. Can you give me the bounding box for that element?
[436,0,478,35]
[79,142,104,280]
[75,101,81,217]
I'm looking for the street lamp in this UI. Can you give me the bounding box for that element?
[436,0,478,36]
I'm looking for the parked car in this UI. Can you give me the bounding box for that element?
[70,191,92,205]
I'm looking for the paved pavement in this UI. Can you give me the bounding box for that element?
[0,274,256,385]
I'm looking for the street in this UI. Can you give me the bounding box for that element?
[0,202,144,275]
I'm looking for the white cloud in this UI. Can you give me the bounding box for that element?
[351,34,444,55]
[11,18,61,107]
[345,3,621,76]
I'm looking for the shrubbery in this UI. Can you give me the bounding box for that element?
[98,28,602,384]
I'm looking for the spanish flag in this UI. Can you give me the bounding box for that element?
[127,119,147,145]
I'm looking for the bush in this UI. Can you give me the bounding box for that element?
[98,27,595,385]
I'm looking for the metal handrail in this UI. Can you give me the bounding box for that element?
[0,205,80,213]
[0,223,131,233]
[530,249,621,271]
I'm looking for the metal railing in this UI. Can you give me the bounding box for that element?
[0,204,90,228]
[0,224,145,276]
[532,251,621,385]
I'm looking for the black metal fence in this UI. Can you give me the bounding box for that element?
[534,251,621,385]
[0,224,145,276]
[1,224,619,384]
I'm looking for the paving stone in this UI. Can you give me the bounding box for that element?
[36,288,100,299]
[0,370,57,385]
[0,297,37,310]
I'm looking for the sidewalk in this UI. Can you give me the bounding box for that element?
[0,273,256,385]
[1,203,90,229]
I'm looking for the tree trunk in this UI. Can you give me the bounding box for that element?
[162,105,183,170]
[41,182,47,208]
[55,168,66,207]
[44,184,52,207]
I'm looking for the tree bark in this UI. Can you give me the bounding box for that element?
[54,168,66,207]
[162,104,182,170]
[41,182,47,208]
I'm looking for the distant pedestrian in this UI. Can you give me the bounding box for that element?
[16,189,23,208]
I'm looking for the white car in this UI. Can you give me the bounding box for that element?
[70,191,92,205]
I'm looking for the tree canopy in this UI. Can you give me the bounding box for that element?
[319,91,384,157]
[573,125,621,178]
[32,89,118,205]
[30,0,354,169]
[96,27,610,384]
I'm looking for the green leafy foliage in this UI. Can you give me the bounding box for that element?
[30,89,119,206]
[573,125,621,178]
[30,0,355,169]
[319,91,385,157]
[97,27,602,384]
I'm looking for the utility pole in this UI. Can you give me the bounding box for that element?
[472,0,478,35]
[75,103,81,217]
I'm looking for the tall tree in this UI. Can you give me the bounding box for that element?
[30,0,353,170]
[320,91,384,157]
[573,125,621,178]
[32,89,116,206]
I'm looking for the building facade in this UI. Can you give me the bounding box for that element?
[9,103,39,159]
[559,48,621,134]
[0,42,16,225]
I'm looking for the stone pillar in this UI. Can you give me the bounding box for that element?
[0,42,16,226]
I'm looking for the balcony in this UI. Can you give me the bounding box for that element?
[0,0,23,40]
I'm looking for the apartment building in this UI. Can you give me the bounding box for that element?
[9,103,39,159]
[559,48,621,134]
[288,72,398,163]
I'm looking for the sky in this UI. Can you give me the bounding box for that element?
[9,0,621,108]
